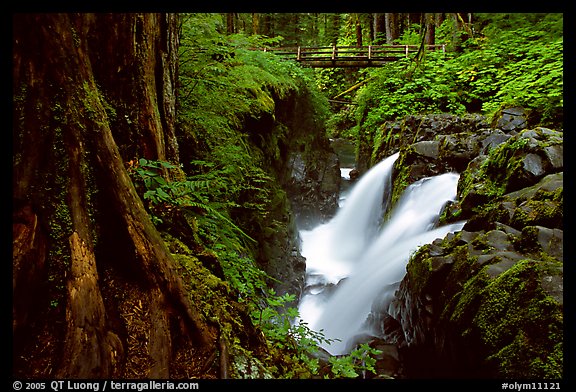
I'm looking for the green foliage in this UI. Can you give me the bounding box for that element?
[325,107,358,139]
[129,156,277,306]
[178,15,329,155]
[176,15,404,379]
[354,13,563,132]
[253,290,332,351]
[355,54,467,131]
[130,158,249,237]
[132,157,327,380]
[252,288,384,379]
[314,67,357,99]
[175,14,367,378]
[396,23,423,45]
[328,344,382,378]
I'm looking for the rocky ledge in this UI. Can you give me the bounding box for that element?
[363,113,563,379]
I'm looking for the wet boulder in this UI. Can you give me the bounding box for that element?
[363,113,489,173]
[377,127,563,379]
[456,128,563,220]
[494,106,529,132]
[386,224,563,378]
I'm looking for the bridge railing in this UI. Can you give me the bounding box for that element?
[261,44,445,64]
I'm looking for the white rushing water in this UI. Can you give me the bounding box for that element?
[297,153,465,355]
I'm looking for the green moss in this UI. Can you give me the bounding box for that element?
[404,244,434,295]
[425,239,563,378]
[407,227,562,376]
[470,259,562,378]
[170,247,313,379]
[511,197,563,230]
[407,239,476,300]
[457,129,563,224]
[370,123,389,164]
[389,151,412,209]
[448,269,489,328]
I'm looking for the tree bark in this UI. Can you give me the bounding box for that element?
[373,13,386,44]
[424,13,436,45]
[252,13,259,35]
[226,13,236,34]
[355,14,363,47]
[384,13,399,44]
[13,13,215,379]
[85,14,180,175]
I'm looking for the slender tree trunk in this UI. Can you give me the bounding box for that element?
[425,13,436,45]
[408,12,422,25]
[373,13,386,44]
[226,13,236,34]
[252,13,259,35]
[13,13,216,379]
[451,12,471,51]
[262,13,273,37]
[435,13,445,29]
[355,15,363,46]
[384,13,399,44]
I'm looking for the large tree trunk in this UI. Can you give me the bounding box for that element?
[252,13,259,34]
[85,14,180,169]
[13,13,216,379]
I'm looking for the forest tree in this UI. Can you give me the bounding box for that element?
[13,13,217,379]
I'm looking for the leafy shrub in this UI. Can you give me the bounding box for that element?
[354,14,563,131]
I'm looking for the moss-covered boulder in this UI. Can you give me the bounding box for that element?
[456,128,563,221]
[358,113,490,173]
[375,127,563,379]
[388,227,563,378]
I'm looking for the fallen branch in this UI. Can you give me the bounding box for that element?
[332,77,375,100]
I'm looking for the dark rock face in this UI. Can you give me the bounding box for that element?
[387,224,563,378]
[357,113,490,174]
[269,92,342,230]
[363,120,563,378]
[494,106,529,132]
[285,148,341,230]
[250,90,340,300]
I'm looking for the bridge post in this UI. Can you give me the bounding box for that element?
[405,45,409,57]
[368,45,372,60]
[297,46,301,61]
[332,45,337,60]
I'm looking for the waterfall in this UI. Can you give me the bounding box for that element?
[298,153,398,287]
[297,153,465,355]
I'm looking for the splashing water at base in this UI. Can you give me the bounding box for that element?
[297,154,465,355]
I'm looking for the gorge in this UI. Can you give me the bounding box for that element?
[286,113,563,379]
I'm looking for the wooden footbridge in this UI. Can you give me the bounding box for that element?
[260,44,446,68]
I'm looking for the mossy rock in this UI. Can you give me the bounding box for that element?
[459,128,562,207]
[456,258,562,378]
[399,223,563,378]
